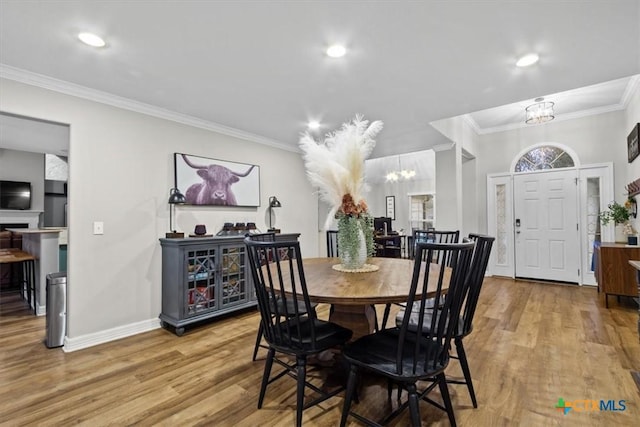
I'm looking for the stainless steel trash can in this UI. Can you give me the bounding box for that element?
[46,272,67,348]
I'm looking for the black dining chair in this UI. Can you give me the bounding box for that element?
[245,237,353,427]
[248,232,318,361]
[326,230,339,257]
[380,229,460,329]
[394,233,495,408]
[339,240,475,427]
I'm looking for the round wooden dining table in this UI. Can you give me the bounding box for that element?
[297,257,449,339]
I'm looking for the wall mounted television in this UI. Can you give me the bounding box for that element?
[0,180,32,210]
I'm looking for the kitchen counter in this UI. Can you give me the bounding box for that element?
[7,228,62,315]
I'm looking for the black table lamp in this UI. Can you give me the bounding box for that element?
[267,195,282,232]
[166,188,186,238]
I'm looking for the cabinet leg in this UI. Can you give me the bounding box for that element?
[605,294,609,309]
[175,327,185,336]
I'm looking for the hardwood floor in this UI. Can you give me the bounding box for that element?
[1,277,639,426]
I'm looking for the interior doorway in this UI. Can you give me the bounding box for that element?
[0,112,70,322]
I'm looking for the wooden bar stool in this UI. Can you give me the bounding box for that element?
[0,250,37,314]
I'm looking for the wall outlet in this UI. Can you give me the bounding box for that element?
[93,221,104,235]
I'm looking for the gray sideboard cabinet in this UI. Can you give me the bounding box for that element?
[159,236,252,336]
[159,233,300,336]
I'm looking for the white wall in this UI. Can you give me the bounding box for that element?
[0,78,317,346]
[367,178,436,233]
[435,148,458,230]
[365,150,436,233]
[432,115,480,235]
[0,148,45,213]
[475,109,630,234]
[462,157,478,236]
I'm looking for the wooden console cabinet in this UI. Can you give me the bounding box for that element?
[595,242,640,308]
[159,233,299,335]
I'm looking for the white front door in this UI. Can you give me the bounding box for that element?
[514,169,580,283]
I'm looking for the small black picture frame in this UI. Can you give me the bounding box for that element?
[385,196,395,220]
[628,123,639,163]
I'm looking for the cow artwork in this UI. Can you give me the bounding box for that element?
[178,154,257,206]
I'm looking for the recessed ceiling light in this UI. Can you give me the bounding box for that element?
[516,53,539,67]
[326,44,346,58]
[308,120,320,130]
[78,32,106,48]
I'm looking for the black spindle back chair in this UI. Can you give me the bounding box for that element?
[245,237,352,427]
[248,232,318,361]
[380,229,460,329]
[395,233,495,408]
[326,230,339,257]
[340,241,475,427]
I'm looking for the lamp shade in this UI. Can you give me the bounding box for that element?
[267,196,282,231]
[168,188,186,204]
[166,188,186,238]
[269,196,282,208]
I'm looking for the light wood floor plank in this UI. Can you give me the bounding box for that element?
[1,277,638,426]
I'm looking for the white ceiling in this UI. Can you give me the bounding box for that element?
[0,1,638,158]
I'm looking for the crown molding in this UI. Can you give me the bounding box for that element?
[432,142,455,152]
[460,114,481,134]
[0,64,299,153]
[621,74,640,108]
[475,102,628,135]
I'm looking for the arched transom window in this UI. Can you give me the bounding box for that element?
[514,145,575,172]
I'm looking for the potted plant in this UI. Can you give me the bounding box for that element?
[599,200,632,243]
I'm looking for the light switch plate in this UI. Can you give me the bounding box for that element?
[93,221,104,235]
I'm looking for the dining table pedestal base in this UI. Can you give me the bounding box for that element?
[329,303,377,340]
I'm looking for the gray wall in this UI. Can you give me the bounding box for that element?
[0,77,317,345]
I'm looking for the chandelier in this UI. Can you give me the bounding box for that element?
[385,169,416,182]
[525,97,555,124]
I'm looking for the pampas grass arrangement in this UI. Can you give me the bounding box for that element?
[299,115,383,230]
[299,115,383,267]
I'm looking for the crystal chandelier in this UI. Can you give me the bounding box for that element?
[525,97,555,124]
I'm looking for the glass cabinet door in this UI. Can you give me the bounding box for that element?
[219,245,249,308]
[185,247,217,316]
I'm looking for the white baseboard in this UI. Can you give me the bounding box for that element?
[36,304,46,316]
[63,318,161,352]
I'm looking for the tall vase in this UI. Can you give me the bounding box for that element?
[614,224,626,243]
[338,219,367,270]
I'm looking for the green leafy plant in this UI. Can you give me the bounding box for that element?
[598,201,630,225]
[335,194,375,268]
